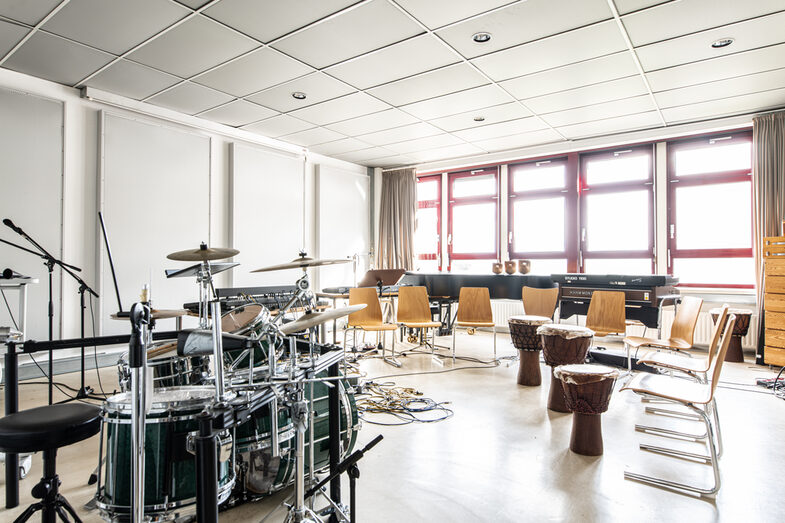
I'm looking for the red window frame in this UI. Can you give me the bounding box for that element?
[578,145,655,273]
[507,156,579,272]
[447,167,499,271]
[416,174,442,271]
[666,131,753,288]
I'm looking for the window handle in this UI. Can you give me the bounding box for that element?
[669,224,675,239]
[667,248,671,268]
[508,232,513,245]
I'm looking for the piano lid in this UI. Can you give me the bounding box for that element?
[550,274,678,287]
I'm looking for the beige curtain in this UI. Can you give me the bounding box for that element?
[377,168,416,270]
[753,111,785,360]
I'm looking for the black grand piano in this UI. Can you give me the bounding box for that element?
[551,274,679,330]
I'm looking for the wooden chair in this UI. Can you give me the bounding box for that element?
[521,286,558,319]
[623,296,703,362]
[585,291,627,337]
[397,286,441,353]
[344,287,400,367]
[452,287,496,363]
[620,315,736,497]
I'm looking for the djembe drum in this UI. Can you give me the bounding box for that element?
[554,364,619,456]
[709,307,752,363]
[538,324,594,412]
[508,315,550,386]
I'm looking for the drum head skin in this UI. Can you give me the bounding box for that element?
[221,304,266,333]
[537,323,595,339]
[554,364,619,385]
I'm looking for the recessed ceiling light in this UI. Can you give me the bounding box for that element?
[711,38,734,49]
[292,92,307,100]
[472,32,492,43]
[473,116,485,122]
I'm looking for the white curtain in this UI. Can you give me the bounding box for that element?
[377,168,416,270]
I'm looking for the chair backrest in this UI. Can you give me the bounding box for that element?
[708,314,737,400]
[585,290,626,336]
[348,287,384,327]
[456,287,493,323]
[397,286,432,324]
[706,305,729,365]
[522,286,559,318]
[670,296,704,346]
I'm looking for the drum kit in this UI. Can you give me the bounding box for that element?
[94,245,370,523]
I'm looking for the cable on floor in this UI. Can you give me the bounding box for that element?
[356,381,453,426]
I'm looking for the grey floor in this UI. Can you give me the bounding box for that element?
[1,331,783,523]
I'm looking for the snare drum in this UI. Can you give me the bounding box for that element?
[222,304,273,371]
[97,387,235,521]
[117,343,209,392]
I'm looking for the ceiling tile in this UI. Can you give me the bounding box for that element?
[289,92,390,125]
[453,117,548,142]
[198,99,277,127]
[271,0,423,68]
[246,72,354,112]
[393,0,513,30]
[204,0,356,42]
[85,59,181,100]
[541,95,656,127]
[524,75,648,113]
[472,20,628,81]
[336,147,398,163]
[3,31,113,86]
[499,52,638,100]
[147,81,233,114]
[280,126,345,146]
[367,63,488,106]
[654,67,785,108]
[365,154,416,168]
[42,0,189,55]
[0,0,61,25]
[400,84,513,120]
[407,143,485,163]
[621,0,785,47]
[324,108,419,135]
[613,0,669,15]
[473,128,564,152]
[324,34,459,90]
[645,42,785,91]
[241,114,315,137]
[636,11,785,72]
[385,133,463,154]
[661,88,785,124]
[357,122,443,146]
[436,0,612,59]
[309,137,375,156]
[0,19,27,57]
[128,15,258,78]
[429,102,530,132]
[556,111,661,139]
[194,47,312,97]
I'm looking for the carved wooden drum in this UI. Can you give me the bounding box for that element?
[709,307,752,363]
[508,315,550,386]
[537,324,594,412]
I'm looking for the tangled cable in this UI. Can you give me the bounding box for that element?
[356,381,454,426]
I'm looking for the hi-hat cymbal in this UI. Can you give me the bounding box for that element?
[251,257,351,273]
[111,309,189,320]
[279,305,366,335]
[167,243,239,262]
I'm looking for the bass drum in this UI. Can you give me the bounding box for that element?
[234,376,360,497]
[117,342,209,392]
[97,387,235,522]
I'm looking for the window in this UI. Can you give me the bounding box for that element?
[579,146,654,275]
[415,174,441,272]
[507,157,576,275]
[448,168,499,272]
[667,132,753,287]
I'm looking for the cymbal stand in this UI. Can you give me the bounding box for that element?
[128,302,150,523]
[284,371,321,523]
[273,270,314,325]
[197,261,216,329]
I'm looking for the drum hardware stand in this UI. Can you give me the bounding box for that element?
[128,302,151,523]
[283,376,321,523]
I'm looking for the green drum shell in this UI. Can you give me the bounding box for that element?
[98,387,234,518]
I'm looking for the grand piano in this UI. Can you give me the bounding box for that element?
[551,274,679,330]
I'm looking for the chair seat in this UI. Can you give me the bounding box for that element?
[400,321,441,329]
[620,373,712,405]
[624,336,691,351]
[355,323,398,332]
[639,351,710,374]
[456,321,495,327]
[594,330,625,337]
[0,403,101,454]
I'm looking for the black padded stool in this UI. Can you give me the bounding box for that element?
[0,403,101,522]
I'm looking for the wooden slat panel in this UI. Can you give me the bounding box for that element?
[764,236,785,244]
[764,346,785,366]
[765,276,785,293]
[768,312,785,330]
[765,293,785,312]
[765,329,785,348]
[764,237,785,258]
[765,258,785,276]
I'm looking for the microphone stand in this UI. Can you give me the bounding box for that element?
[2,221,99,404]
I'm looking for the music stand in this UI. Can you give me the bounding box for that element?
[357,269,406,288]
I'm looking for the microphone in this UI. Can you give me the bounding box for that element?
[2,268,23,279]
[3,218,21,234]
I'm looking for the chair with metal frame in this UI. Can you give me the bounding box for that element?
[620,314,736,498]
[623,296,703,366]
[344,287,400,367]
[522,286,559,319]
[585,290,631,371]
[452,287,496,363]
[396,286,442,353]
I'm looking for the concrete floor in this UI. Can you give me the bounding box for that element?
[1,331,783,523]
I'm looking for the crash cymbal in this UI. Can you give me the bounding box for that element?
[251,257,351,273]
[279,305,366,335]
[111,309,189,320]
[167,243,239,262]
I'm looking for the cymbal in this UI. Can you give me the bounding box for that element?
[251,257,351,273]
[279,305,366,335]
[167,243,239,262]
[111,309,189,320]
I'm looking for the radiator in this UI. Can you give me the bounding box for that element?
[491,300,526,330]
